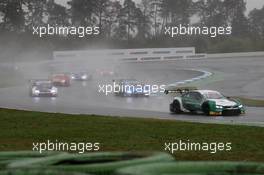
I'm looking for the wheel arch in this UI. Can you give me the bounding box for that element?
[202,100,216,113]
[173,97,184,111]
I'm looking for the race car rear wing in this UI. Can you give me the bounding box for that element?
[28,79,52,83]
[28,79,53,86]
[164,86,198,94]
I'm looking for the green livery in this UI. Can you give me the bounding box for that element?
[170,90,245,116]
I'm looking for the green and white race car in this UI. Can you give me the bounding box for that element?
[169,89,245,116]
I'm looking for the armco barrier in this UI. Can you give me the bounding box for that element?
[53,48,264,63]
[120,51,264,62]
[53,47,195,61]
[120,54,207,62]
[208,51,264,59]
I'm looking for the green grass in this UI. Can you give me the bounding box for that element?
[236,97,264,107]
[0,108,263,162]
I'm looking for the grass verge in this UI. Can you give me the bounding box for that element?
[0,108,263,162]
[236,97,264,107]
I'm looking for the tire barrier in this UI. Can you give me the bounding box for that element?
[7,152,174,175]
[116,162,264,175]
[0,169,89,175]
[0,151,61,160]
[0,151,62,170]
[2,151,264,175]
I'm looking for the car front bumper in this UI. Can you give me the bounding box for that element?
[210,107,245,116]
[32,92,57,97]
[53,81,70,86]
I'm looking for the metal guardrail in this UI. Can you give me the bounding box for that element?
[208,51,264,58]
[120,53,207,62]
[53,47,196,61]
[53,48,264,63]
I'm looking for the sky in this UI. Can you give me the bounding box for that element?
[245,0,264,14]
[55,0,264,15]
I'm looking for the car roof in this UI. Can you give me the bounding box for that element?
[32,80,52,85]
[32,79,51,83]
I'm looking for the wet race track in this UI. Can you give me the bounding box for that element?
[0,56,263,127]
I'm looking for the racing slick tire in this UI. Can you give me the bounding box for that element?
[201,101,210,116]
[170,100,182,114]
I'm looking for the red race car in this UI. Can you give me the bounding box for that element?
[51,74,71,87]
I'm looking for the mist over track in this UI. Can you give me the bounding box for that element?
[0,55,263,127]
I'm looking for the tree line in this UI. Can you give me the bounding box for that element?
[0,0,264,52]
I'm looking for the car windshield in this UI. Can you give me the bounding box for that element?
[39,83,52,88]
[204,92,224,99]
[54,75,64,78]
[33,82,52,88]
[73,72,85,75]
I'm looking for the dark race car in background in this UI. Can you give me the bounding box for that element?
[30,80,58,97]
[96,68,115,77]
[70,72,92,81]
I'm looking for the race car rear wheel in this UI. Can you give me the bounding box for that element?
[170,100,182,114]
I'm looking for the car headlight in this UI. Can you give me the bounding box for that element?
[216,105,223,109]
[82,75,87,79]
[33,90,40,94]
[51,88,57,94]
[238,105,243,108]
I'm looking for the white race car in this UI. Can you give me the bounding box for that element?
[30,80,58,97]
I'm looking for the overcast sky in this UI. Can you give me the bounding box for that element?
[245,0,264,14]
[55,0,264,15]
